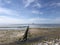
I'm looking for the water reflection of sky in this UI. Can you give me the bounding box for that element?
[0,24,60,29]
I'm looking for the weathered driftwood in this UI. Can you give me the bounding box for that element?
[18,26,29,42]
[23,26,29,41]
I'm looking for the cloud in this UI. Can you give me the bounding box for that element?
[50,2,60,7]
[23,0,42,8]
[0,16,25,24]
[53,17,60,23]
[32,10,43,14]
[3,0,12,4]
[29,17,60,24]
[0,0,12,6]
[29,18,49,24]
[0,7,19,16]
[0,16,60,24]
[32,3,42,8]
[0,16,34,24]
[56,3,60,6]
[23,0,35,8]
[4,0,11,4]
[0,0,4,6]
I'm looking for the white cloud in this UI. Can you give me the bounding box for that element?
[29,17,60,24]
[33,3,42,8]
[0,16,60,24]
[56,3,60,6]
[0,0,11,6]
[5,0,11,4]
[36,3,41,8]
[50,3,60,7]
[23,0,35,8]
[3,0,12,4]
[0,16,25,24]
[32,10,43,14]
[0,7,19,16]
[0,0,4,6]
[53,18,60,23]
[0,16,35,24]
[29,18,49,24]
[23,0,42,8]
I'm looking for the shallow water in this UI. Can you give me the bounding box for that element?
[0,28,26,30]
[0,24,60,28]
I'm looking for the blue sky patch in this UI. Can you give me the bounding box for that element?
[0,0,60,24]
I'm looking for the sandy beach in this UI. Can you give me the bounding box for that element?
[0,28,60,45]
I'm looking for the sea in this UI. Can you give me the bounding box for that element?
[0,24,60,30]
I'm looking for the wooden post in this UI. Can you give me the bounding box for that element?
[23,26,29,41]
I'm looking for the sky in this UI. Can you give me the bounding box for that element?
[0,0,60,24]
